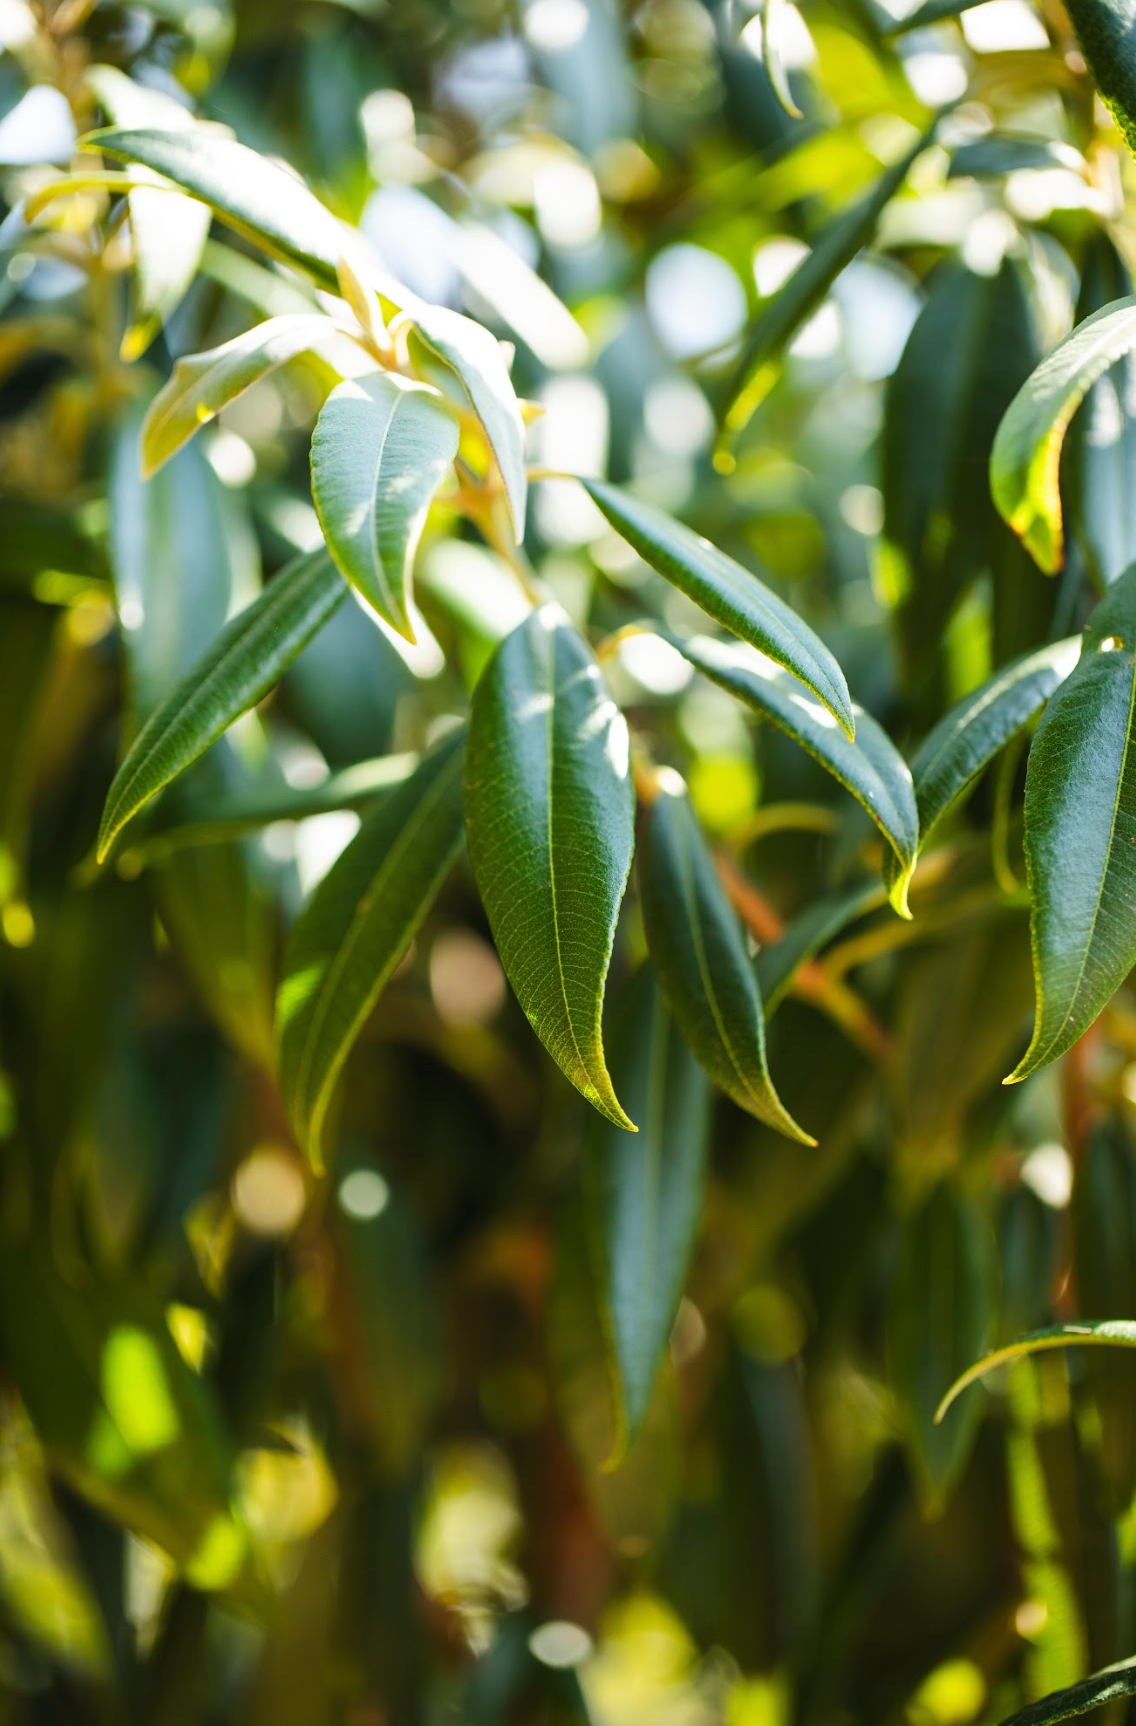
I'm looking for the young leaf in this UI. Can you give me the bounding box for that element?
[464,605,636,1130]
[585,968,711,1458]
[1009,566,1136,1081]
[407,303,527,539]
[143,314,343,474]
[724,125,933,430]
[638,770,812,1142]
[936,1321,1136,1422]
[97,547,347,860]
[992,1656,1136,1726]
[310,373,459,639]
[83,125,347,289]
[669,631,916,914]
[991,295,1136,572]
[584,482,855,736]
[277,727,467,1166]
[909,635,1081,844]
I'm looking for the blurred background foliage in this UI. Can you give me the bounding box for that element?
[3,0,1136,1721]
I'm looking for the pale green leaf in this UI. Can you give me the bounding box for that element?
[310,372,459,639]
[638,770,812,1142]
[277,727,466,1167]
[464,605,636,1130]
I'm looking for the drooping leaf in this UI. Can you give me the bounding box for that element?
[406,303,527,539]
[277,727,466,1167]
[638,770,812,1142]
[991,1657,1136,1726]
[937,1321,1136,1421]
[668,630,916,912]
[142,314,344,474]
[464,605,636,1130]
[585,968,711,1457]
[724,124,934,430]
[1065,233,1136,587]
[1009,565,1136,1081]
[98,547,347,860]
[991,295,1136,572]
[583,482,854,736]
[83,125,347,289]
[759,0,805,118]
[310,372,459,639]
[907,635,1081,844]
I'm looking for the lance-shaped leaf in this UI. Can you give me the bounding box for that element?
[1062,0,1136,157]
[407,303,527,539]
[97,547,347,860]
[669,631,916,914]
[992,295,1136,572]
[638,770,812,1142]
[143,314,343,474]
[908,635,1081,844]
[724,125,933,431]
[992,1656,1136,1726]
[1009,566,1136,1081]
[465,605,636,1130]
[584,483,854,736]
[310,372,459,640]
[937,1320,1136,1422]
[83,125,347,289]
[277,727,467,1166]
[585,968,711,1457]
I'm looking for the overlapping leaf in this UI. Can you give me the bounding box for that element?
[464,605,636,1129]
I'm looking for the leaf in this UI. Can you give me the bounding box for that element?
[1062,0,1136,157]
[585,968,711,1457]
[667,631,916,913]
[464,605,636,1130]
[638,769,812,1142]
[990,1654,1136,1726]
[908,636,1081,845]
[406,302,527,540]
[142,314,343,473]
[936,1321,1136,1422]
[1065,234,1136,588]
[583,482,855,736]
[97,547,347,860]
[83,125,347,290]
[1009,566,1136,1081]
[277,727,466,1166]
[724,124,934,431]
[1072,1123,1136,1511]
[760,0,804,118]
[755,881,884,1013]
[991,295,1136,573]
[310,372,459,639]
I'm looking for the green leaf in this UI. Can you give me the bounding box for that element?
[583,483,855,736]
[97,547,347,861]
[760,0,804,118]
[1072,1124,1136,1511]
[908,636,1081,845]
[724,124,934,431]
[1062,0,1136,157]
[277,727,466,1166]
[669,630,916,914]
[991,1657,1136,1726]
[82,125,346,290]
[1009,566,1136,1081]
[585,968,711,1458]
[464,605,636,1130]
[936,1321,1136,1422]
[755,880,884,1013]
[143,314,342,473]
[638,769,812,1142]
[406,303,527,540]
[310,373,459,639]
[991,295,1136,573]
[1065,234,1136,588]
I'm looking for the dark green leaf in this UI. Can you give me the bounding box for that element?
[1063,0,1136,157]
[992,1657,1136,1726]
[1072,1123,1136,1511]
[1065,233,1136,587]
[937,1321,1136,1421]
[638,770,812,1141]
[465,605,636,1129]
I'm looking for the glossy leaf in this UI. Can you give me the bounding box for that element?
[98,547,347,860]
[638,770,811,1142]
[937,1321,1136,1421]
[992,295,1136,572]
[1063,0,1136,156]
[277,727,466,1166]
[143,314,343,474]
[464,605,636,1129]
[310,372,459,639]
[908,635,1081,843]
[585,968,711,1456]
[992,1657,1136,1726]
[584,483,855,736]
[725,125,933,430]
[1010,566,1136,1080]
[407,303,527,539]
[669,631,916,913]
